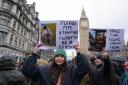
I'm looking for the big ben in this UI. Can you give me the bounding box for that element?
[79,8,89,54]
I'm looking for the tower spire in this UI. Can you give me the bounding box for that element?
[81,8,87,19]
[79,8,89,54]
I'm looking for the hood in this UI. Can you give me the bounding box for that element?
[0,54,15,71]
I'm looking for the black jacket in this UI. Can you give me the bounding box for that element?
[0,55,27,85]
[89,59,112,85]
[22,52,89,85]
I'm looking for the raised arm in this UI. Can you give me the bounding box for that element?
[76,52,89,77]
[22,42,42,80]
[22,53,39,80]
[75,43,90,79]
[103,52,111,75]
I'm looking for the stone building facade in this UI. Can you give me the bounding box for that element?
[79,8,89,54]
[0,0,40,57]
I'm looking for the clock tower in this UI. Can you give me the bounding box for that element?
[79,8,89,54]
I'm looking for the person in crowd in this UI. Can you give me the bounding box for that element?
[88,52,118,85]
[22,43,89,85]
[95,33,106,52]
[80,55,95,85]
[15,60,24,71]
[28,59,48,85]
[0,54,27,85]
[117,61,128,85]
[111,61,120,85]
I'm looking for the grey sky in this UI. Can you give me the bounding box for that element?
[27,0,128,43]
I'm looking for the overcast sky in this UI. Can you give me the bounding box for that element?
[27,0,128,44]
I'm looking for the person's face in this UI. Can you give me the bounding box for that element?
[54,55,65,65]
[95,58,103,65]
[99,34,103,38]
[43,26,47,29]
[97,34,103,39]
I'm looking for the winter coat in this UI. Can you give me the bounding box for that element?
[118,68,128,85]
[80,73,91,85]
[0,54,27,85]
[89,59,113,85]
[22,53,89,85]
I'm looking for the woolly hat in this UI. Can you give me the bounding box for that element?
[95,52,103,61]
[54,49,67,59]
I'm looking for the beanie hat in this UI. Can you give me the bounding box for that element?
[54,49,66,59]
[95,52,103,61]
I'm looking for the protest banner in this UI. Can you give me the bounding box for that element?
[88,29,124,52]
[56,20,78,49]
[106,29,124,52]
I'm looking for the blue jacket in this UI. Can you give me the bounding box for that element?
[22,53,89,85]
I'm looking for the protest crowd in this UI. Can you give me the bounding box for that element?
[0,42,128,85]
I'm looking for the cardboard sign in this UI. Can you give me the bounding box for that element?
[89,29,124,52]
[56,20,78,49]
[106,29,124,52]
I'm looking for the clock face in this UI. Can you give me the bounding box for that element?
[81,21,88,27]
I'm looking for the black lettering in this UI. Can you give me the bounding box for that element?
[61,36,78,40]
[110,42,121,45]
[63,26,72,30]
[64,45,75,49]
[62,41,67,45]
[110,38,120,41]
[68,21,77,25]
[60,31,78,35]
[110,46,119,49]
[59,31,61,35]
[65,46,68,49]
[110,29,120,33]
[112,34,119,37]
[109,50,120,52]
[69,41,72,44]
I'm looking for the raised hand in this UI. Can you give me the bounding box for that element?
[33,40,43,53]
[102,52,110,60]
[74,42,80,53]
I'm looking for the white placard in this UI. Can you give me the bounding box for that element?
[56,20,78,49]
[106,29,124,52]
